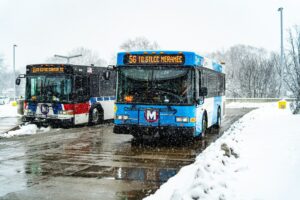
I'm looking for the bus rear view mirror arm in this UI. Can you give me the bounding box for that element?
[107,65,116,70]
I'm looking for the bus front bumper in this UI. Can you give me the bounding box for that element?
[23,116,74,126]
[113,125,195,138]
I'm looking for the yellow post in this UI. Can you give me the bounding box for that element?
[11,101,18,107]
[278,100,287,109]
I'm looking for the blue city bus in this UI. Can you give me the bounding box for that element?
[113,51,225,139]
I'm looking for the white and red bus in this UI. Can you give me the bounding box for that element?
[16,64,115,126]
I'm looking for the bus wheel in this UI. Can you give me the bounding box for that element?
[89,107,102,125]
[201,115,207,138]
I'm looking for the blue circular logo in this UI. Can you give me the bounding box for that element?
[41,104,49,115]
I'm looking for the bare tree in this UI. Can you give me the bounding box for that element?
[0,55,24,97]
[47,47,106,66]
[120,36,160,51]
[210,45,281,98]
[284,25,300,113]
[0,55,5,94]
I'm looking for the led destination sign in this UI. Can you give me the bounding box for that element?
[124,54,185,65]
[31,67,64,73]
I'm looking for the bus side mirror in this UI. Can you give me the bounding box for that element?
[103,71,110,80]
[196,96,204,105]
[200,87,208,96]
[16,78,21,85]
[16,74,26,85]
[107,65,116,71]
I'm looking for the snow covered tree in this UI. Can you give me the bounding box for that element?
[0,55,5,93]
[284,25,300,113]
[47,47,106,66]
[120,36,160,51]
[210,45,281,98]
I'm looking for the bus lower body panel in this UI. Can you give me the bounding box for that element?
[23,116,74,126]
[114,125,195,138]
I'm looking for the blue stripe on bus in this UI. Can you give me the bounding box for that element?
[52,104,63,114]
[28,103,37,112]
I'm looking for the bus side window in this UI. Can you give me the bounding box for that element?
[99,71,115,97]
[90,75,100,97]
[75,76,82,95]
[219,74,225,96]
[75,76,89,101]
[201,70,207,88]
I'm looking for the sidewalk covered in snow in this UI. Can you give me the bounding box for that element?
[145,103,300,200]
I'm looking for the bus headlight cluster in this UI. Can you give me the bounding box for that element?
[116,115,129,120]
[176,117,189,123]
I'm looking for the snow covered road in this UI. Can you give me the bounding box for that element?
[0,107,253,200]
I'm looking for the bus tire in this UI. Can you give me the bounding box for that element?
[201,114,207,138]
[88,106,103,125]
[215,107,221,128]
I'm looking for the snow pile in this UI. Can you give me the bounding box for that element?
[0,124,51,138]
[0,104,20,117]
[145,103,300,200]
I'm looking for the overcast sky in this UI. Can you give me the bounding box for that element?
[0,0,299,71]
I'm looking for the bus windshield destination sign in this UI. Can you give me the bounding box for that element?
[124,54,185,65]
[31,67,64,73]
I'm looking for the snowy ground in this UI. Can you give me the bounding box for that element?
[0,124,51,138]
[0,103,19,117]
[145,103,300,200]
[0,104,51,138]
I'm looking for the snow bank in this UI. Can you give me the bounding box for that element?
[145,103,300,200]
[0,104,20,117]
[226,102,271,109]
[0,124,51,138]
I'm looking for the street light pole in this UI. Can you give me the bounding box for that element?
[278,7,284,97]
[13,44,17,101]
[54,54,82,64]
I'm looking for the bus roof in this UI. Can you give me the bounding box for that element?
[116,51,223,73]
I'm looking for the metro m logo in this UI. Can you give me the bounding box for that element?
[144,109,159,122]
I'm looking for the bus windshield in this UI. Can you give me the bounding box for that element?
[117,66,194,104]
[26,75,73,103]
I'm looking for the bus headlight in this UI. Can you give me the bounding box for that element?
[116,115,129,120]
[176,117,189,123]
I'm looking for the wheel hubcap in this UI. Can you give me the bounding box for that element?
[92,109,99,123]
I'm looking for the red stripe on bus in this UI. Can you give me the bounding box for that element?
[74,102,90,114]
[64,104,74,110]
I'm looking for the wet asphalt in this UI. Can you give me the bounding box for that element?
[0,107,255,200]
